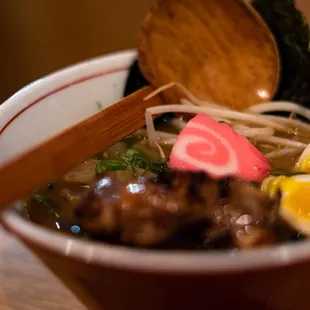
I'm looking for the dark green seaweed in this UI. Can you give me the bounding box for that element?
[123,60,149,96]
[252,0,310,106]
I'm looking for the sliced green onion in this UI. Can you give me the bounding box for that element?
[97,145,168,177]
[96,160,128,174]
[118,147,148,163]
[131,153,150,169]
[150,162,168,173]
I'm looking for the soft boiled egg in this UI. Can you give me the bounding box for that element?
[266,174,310,236]
[261,175,287,198]
[296,143,310,173]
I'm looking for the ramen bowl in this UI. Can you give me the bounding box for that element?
[2,50,310,310]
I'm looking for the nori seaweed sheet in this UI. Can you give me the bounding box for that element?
[124,0,310,107]
[253,0,310,106]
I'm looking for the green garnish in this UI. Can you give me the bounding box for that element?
[130,153,150,176]
[131,153,149,169]
[150,162,168,173]
[96,145,169,176]
[96,160,128,174]
[118,147,148,163]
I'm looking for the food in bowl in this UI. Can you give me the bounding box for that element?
[23,0,310,251]
[24,75,310,250]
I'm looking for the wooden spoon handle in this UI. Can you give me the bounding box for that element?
[0,86,162,210]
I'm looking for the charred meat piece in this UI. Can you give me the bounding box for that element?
[215,179,279,248]
[75,171,219,246]
[75,170,280,248]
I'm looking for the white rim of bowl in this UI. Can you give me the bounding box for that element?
[4,206,310,274]
[2,50,310,275]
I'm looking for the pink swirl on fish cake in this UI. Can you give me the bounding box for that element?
[169,114,270,181]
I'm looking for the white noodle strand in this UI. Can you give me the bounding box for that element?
[253,136,307,148]
[144,82,226,109]
[145,105,290,139]
[143,83,310,167]
[234,127,275,137]
[145,108,157,143]
[266,148,302,159]
[263,115,310,133]
[248,102,310,121]
[153,142,166,161]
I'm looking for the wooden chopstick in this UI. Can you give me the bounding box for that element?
[0,86,162,210]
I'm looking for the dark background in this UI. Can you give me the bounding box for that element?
[0,0,153,103]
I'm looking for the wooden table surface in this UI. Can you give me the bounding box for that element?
[0,226,85,310]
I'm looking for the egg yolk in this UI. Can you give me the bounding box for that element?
[299,155,310,173]
[283,185,310,218]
